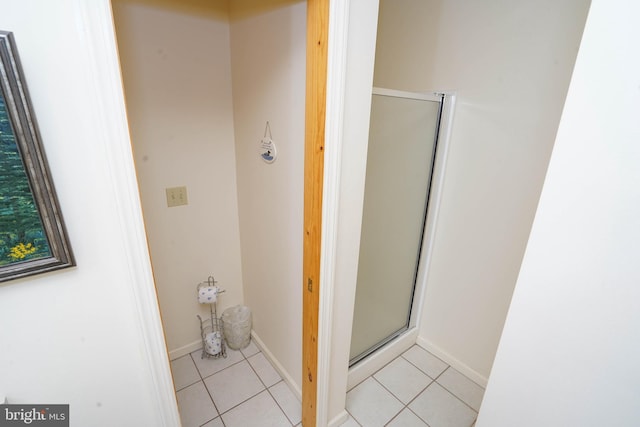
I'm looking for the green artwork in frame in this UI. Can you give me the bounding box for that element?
[0,30,74,282]
[0,92,51,265]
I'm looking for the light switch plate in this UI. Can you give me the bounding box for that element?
[166,186,188,207]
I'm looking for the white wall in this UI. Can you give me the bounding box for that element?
[113,0,306,391]
[112,0,245,357]
[229,0,306,393]
[324,0,379,423]
[0,1,178,425]
[477,1,640,425]
[373,0,590,382]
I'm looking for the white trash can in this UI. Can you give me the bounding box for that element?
[222,305,252,350]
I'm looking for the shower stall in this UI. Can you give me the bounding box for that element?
[349,88,454,366]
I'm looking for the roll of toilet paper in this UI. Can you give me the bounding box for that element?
[198,285,219,304]
[205,331,222,356]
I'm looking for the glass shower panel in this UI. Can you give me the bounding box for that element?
[350,91,441,363]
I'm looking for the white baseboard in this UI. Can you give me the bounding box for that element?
[416,336,488,388]
[328,409,349,427]
[251,330,302,401]
[347,328,418,390]
[168,339,202,361]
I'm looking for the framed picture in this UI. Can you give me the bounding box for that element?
[0,30,74,283]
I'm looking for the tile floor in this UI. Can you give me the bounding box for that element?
[171,342,484,427]
[171,340,301,427]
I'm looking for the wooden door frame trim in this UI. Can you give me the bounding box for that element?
[303,0,330,426]
[304,1,352,425]
[316,0,350,426]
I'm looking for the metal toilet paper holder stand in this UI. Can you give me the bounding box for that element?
[196,276,227,359]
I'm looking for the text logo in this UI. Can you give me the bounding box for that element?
[0,405,68,426]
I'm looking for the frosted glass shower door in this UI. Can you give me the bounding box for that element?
[350,89,442,363]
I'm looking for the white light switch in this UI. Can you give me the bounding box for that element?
[166,186,188,207]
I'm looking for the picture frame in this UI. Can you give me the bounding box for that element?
[0,30,74,282]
